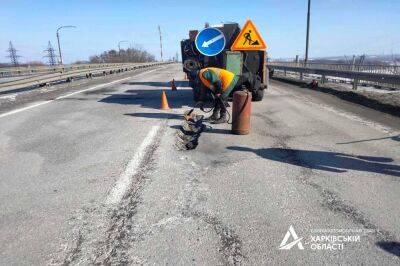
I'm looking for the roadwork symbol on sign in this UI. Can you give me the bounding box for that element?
[231,19,267,51]
[195,27,226,57]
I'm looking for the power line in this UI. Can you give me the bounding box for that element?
[44,41,57,66]
[7,41,21,67]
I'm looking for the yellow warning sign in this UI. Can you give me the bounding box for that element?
[231,20,267,51]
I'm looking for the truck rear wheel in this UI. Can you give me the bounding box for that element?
[193,89,201,102]
[252,89,264,101]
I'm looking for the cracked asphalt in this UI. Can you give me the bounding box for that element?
[0,64,399,265]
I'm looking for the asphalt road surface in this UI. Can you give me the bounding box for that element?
[1,64,399,265]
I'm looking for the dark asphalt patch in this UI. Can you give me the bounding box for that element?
[183,210,245,265]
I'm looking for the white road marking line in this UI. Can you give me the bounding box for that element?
[105,125,160,205]
[0,101,52,118]
[271,86,396,134]
[311,102,394,134]
[0,67,161,119]
[56,68,159,100]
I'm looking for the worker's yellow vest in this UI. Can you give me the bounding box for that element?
[199,67,235,93]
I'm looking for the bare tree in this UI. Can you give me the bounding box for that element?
[89,47,155,63]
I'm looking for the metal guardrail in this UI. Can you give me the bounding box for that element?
[0,62,171,92]
[268,61,400,75]
[0,63,152,77]
[267,61,400,89]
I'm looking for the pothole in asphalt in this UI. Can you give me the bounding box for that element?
[175,110,205,150]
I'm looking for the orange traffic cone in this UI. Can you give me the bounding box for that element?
[161,90,170,110]
[171,79,177,91]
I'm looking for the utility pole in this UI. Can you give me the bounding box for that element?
[44,41,57,66]
[56,25,76,65]
[7,41,20,67]
[158,25,163,62]
[304,0,311,65]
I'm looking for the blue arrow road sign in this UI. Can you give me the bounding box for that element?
[195,27,226,57]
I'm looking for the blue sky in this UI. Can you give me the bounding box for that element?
[0,0,399,64]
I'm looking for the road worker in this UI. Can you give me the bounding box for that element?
[197,67,239,124]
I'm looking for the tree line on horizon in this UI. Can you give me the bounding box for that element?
[89,47,156,63]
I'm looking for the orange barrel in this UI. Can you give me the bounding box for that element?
[231,91,252,135]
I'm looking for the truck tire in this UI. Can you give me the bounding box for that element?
[193,89,201,102]
[252,89,264,101]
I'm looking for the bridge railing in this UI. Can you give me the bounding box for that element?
[0,62,172,92]
[0,63,154,78]
[267,61,400,89]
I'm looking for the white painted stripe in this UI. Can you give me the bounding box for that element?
[55,68,159,100]
[0,101,52,118]
[0,67,161,119]
[105,125,160,205]
[311,102,394,133]
[271,86,396,134]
